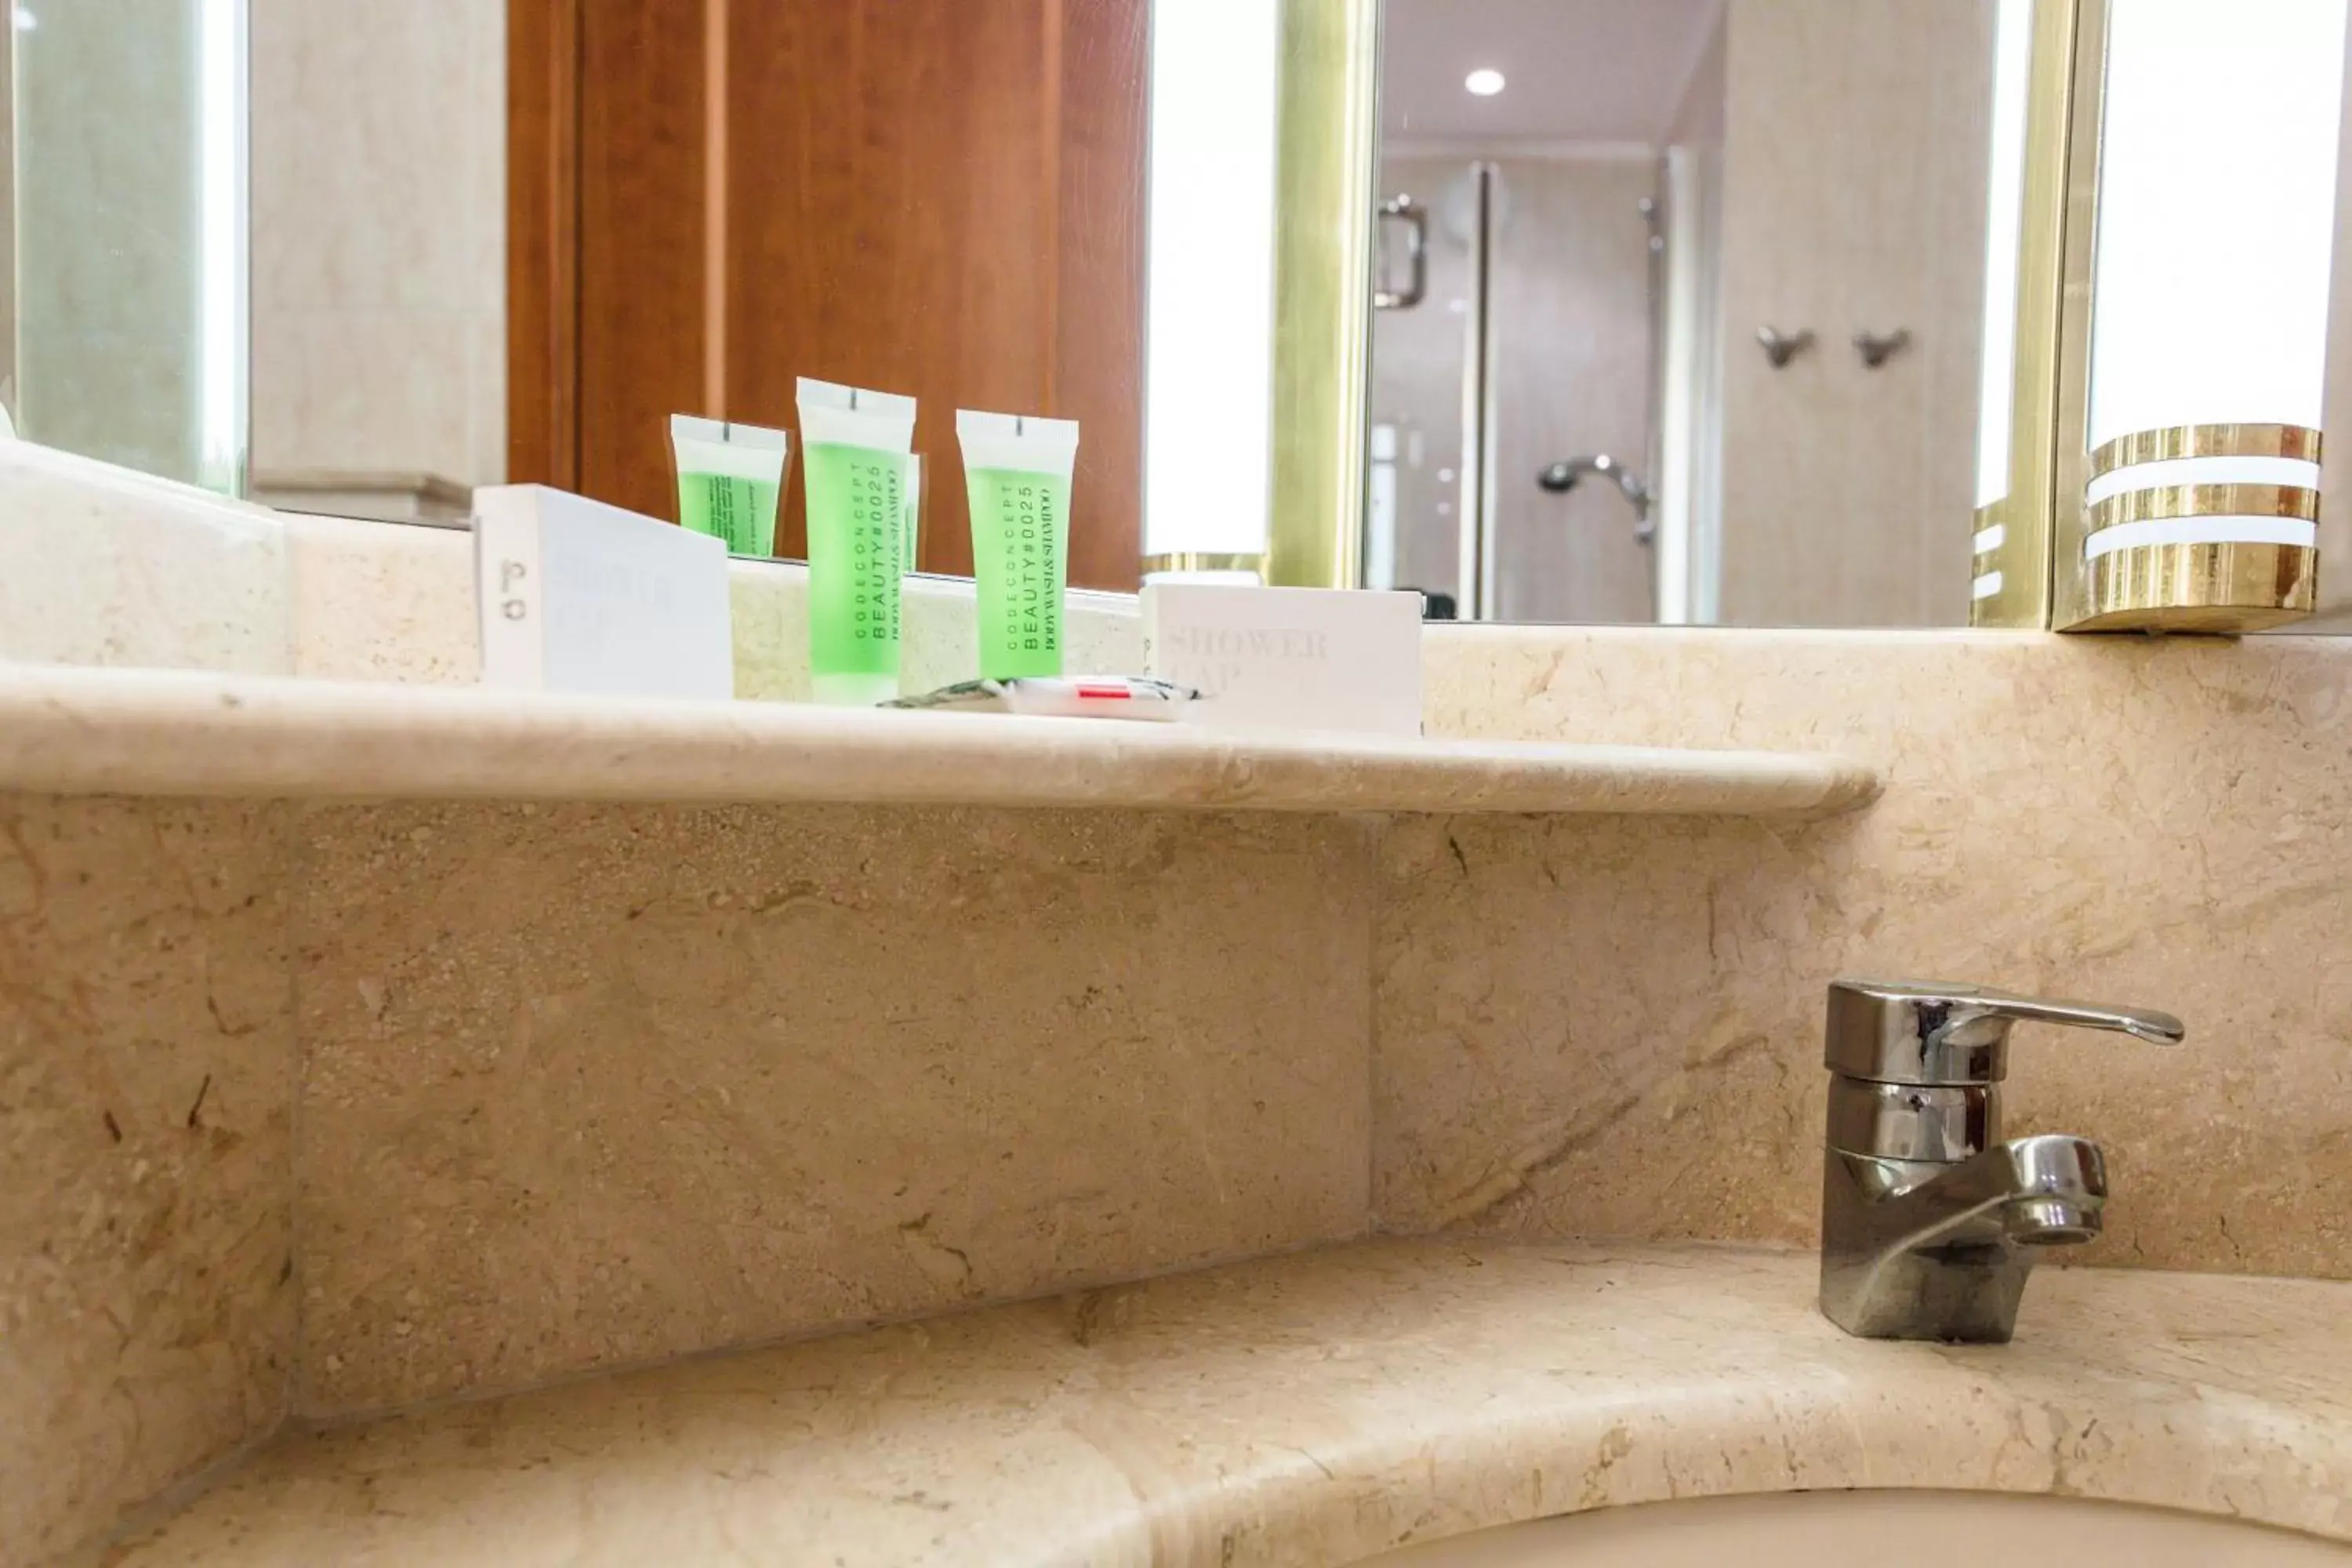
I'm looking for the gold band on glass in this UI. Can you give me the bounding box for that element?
[2086,483,2321,532]
[1972,503,2002,557]
[2089,422,2323,476]
[1139,551,1268,577]
[2047,4,2323,632]
[2078,543,2318,631]
[1265,0,1380,590]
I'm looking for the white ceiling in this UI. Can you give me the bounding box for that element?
[1380,0,1726,146]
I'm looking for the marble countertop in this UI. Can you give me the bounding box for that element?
[0,665,1878,817]
[109,1242,2352,1566]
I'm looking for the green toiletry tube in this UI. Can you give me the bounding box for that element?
[670,415,789,557]
[956,409,1080,680]
[798,379,918,705]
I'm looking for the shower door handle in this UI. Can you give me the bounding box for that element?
[1374,195,1428,310]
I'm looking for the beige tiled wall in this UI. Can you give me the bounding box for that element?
[249,0,506,491]
[1713,0,1994,626]
[291,802,1373,1414]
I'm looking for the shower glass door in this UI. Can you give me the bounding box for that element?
[1368,153,1675,623]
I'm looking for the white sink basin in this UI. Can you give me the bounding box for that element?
[1358,1491,2352,1566]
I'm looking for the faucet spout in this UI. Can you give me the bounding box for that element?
[1820,1134,2105,1342]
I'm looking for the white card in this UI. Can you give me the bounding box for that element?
[474,485,733,700]
[1141,583,1424,736]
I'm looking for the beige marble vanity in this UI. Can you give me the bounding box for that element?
[103,1243,2352,1565]
[9,456,2352,1566]
[9,0,2352,1538]
[1371,1494,2352,1566]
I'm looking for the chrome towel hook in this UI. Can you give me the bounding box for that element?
[1755,326,1814,368]
[1853,328,1911,368]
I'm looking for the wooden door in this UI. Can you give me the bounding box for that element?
[509,0,1147,590]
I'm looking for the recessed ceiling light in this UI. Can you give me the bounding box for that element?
[1465,68,1506,97]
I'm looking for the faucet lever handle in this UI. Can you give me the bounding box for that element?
[1969,992,2187,1045]
[1826,978,2184,1087]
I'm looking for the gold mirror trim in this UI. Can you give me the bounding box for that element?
[1971,503,2002,561]
[2078,542,2318,631]
[1265,0,1381,590]
[2086,483,2321,530]
[2049,0,2111,630]
[2089,422,2324,475]
[1140,552,1268,577]
[1974,0,2096,630]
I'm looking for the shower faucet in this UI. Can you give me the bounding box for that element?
[1537,454,1653,543]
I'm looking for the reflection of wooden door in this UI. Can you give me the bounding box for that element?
[509,0,1146,590]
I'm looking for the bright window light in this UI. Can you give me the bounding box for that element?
[2089,0,2348,448]
[1142,0,1281,559]
[195,0,247,495]
[1973,0,2034,507]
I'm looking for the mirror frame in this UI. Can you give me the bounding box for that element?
[1974,0,2096,631]
[1267,0,1383,591]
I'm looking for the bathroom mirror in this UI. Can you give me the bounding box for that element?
[0,0,1378,602]
[1370,0,2352,631]
[1368,0,2035,626]
[0,0,1371,601]
[292,0,1158,590]
[5,0,2347,632]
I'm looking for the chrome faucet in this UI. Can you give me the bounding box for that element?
[1818,979,2184,1342]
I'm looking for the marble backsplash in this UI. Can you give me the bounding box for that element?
[1395,627,2352,1272]
[12,629,2351,1428]
[0,444,290,677]
[290,801,1373,1413]
[0,445,1142,692]
[282,510,1149,697]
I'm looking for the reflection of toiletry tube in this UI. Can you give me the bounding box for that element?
[904,456,923,574]
[957,409,1080,679]
[670,415,789,557]
[798,378,917,705]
